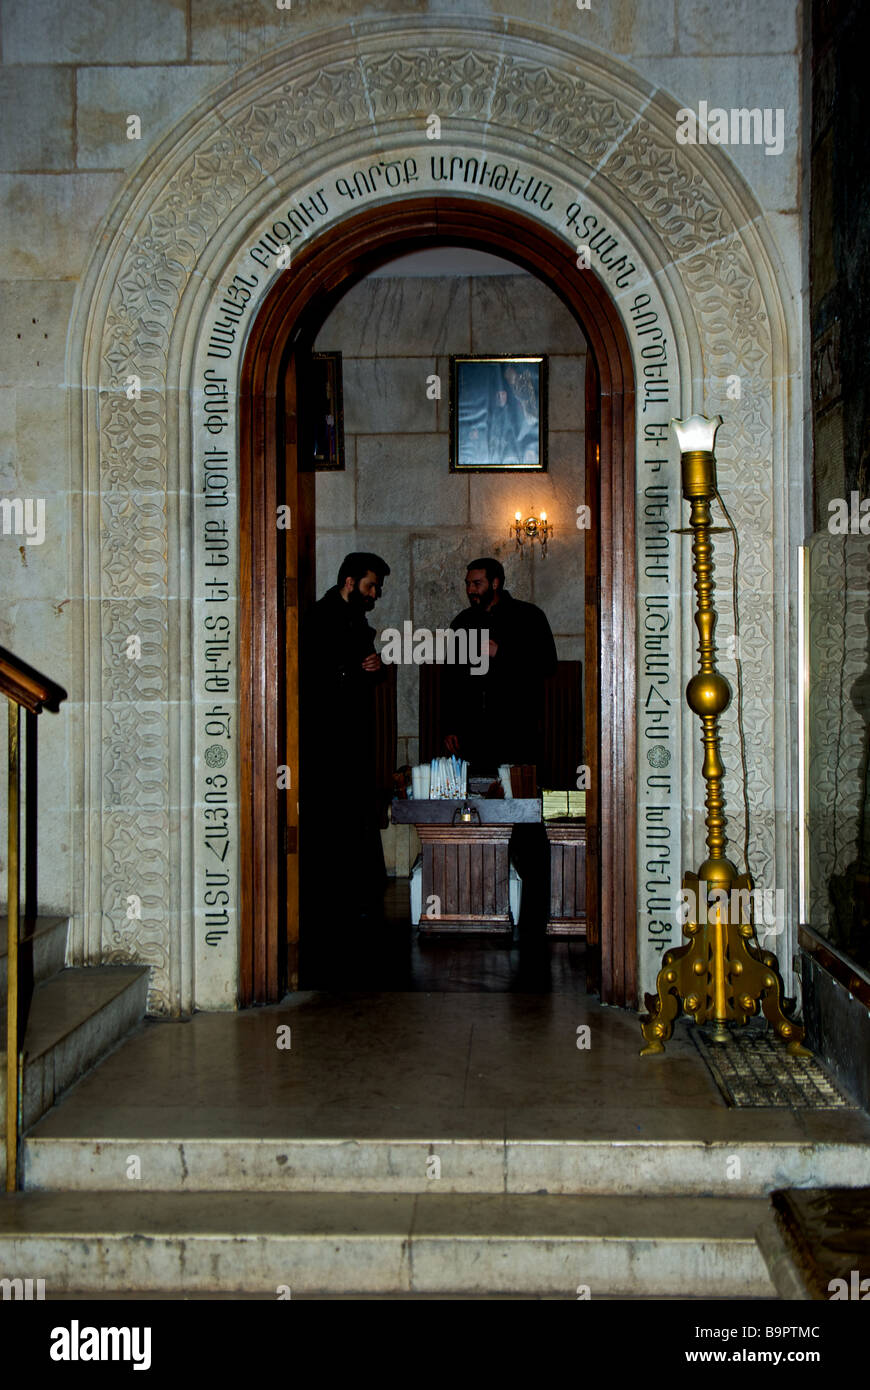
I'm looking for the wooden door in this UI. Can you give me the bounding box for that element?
[279,350,315,992]
[584,350,601,994]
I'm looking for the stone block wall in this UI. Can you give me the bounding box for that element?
[0,0,803,984]
[809,0,870,518]
[804,0,870,977]
[313,268,587,750]
[311,266,587,872]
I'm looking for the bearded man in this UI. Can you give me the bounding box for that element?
[442,556,557,929]
[443,556,557,775]
[301,551,391,920]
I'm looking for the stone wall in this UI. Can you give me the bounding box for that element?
[312,266,586,874]
[0,1,805,1012]
[809,0,870,518]
[804,0,870,974]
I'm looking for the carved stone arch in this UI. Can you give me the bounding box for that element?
[66,18,800,1016]
[238,195,636,1005]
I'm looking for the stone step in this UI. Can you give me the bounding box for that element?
[22,1127,870,1197]
[1,966,150,1172]
[0,1191,776,1297]
[29,1289,772,1301]
[0,916,68,994]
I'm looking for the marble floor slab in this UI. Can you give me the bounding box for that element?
[26,991,870,1147]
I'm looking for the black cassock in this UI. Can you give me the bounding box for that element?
[439,589,555,934]
[300,585,387,916]
[442,589,558,774]
[442,590,558,927]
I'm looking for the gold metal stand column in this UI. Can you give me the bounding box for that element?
[640,415,808,1057]
[6,700,22,1189]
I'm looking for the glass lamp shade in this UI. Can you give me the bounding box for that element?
[671,414,723,454]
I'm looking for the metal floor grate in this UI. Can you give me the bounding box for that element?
[691,1026,858,1108]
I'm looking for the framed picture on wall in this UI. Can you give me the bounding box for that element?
[307,351,345,471]
[449,355,548,471]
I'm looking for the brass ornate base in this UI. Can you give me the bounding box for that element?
[640,871,811,1057]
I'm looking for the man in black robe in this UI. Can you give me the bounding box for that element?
[443,557,557,775]
[301,551,391,920]
[442,557,557,930]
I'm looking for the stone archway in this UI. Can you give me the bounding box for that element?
[237,195,636,1006]
[67,19,799,1017]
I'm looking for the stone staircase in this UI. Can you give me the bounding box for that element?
[4,1115,870,1296]
[0,1189,772,1298]
[2,975,869,1298]
[0,916,150,1186]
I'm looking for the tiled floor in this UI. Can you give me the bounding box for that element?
[29,987,870,1146]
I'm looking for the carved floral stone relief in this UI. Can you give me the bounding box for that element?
[76,24,792,1012]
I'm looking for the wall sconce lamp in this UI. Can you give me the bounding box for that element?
[512,510,551,557]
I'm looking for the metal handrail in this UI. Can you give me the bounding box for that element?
[2,647,66,1190]
[6,702,21,1191]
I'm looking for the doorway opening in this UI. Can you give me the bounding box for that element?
[239,198,637,1008]
[298,246,588,992]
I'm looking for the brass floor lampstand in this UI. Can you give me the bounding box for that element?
[640,414,809,1057]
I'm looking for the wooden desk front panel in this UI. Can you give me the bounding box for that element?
[546,822,588,936]
[417,824,512,933]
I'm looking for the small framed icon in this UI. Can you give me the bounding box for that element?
[449,355,548,472]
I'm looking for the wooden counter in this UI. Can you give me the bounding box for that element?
[393,798,541,934]
[391,798,542,824]
[545,818,587,936]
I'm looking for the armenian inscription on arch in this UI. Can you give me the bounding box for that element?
[191,154,681,1006]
